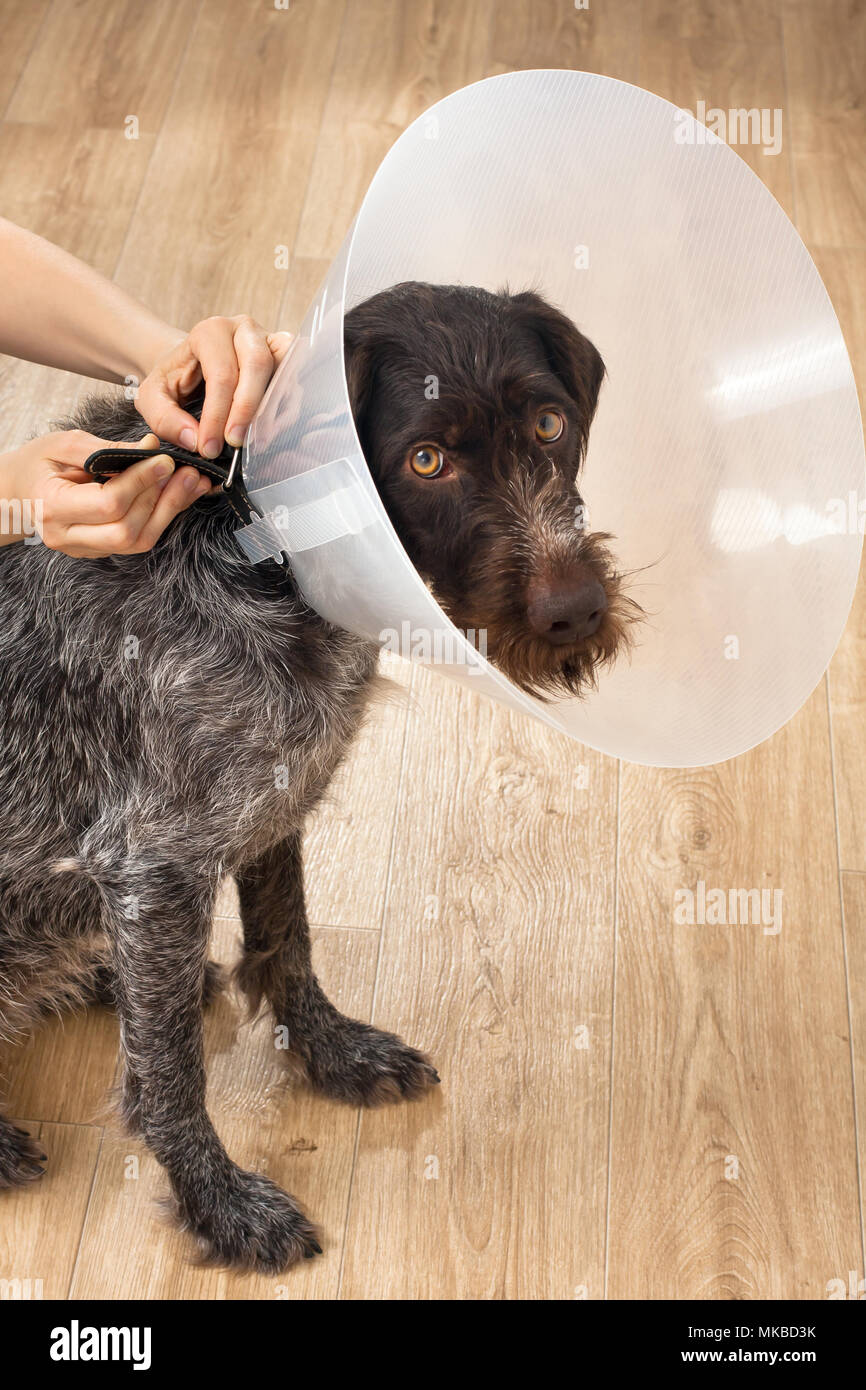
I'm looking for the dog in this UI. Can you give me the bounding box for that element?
[0,283,637,1270]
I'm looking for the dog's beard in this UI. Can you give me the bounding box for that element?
[431,523,643,701]
[477,567,639,699]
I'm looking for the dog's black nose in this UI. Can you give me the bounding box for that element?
[527,576,608,645]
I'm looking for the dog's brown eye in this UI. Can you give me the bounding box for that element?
[409,445,446,478]
[535,410,564,443]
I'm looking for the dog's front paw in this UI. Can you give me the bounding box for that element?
[0,1123,47,1187]
[178,1166,322,1273]
[301,1015,440,1106]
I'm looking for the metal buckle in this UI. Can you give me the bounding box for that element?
[225,446,240,491]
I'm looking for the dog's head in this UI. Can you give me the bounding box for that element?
[343,282,640,697]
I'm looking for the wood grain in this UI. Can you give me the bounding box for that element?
[782,0,866,245]
[295,0,496,260]
[0,0,863,1301]
[642,0,780,44]
[0,1121,102,1299]
[2,1007,119,1128]
[0,0,49,119]
[820,248,866,872]
[340,666,618,1299]
[70,922,380,1298]
[214,656,411,931]
[608,687,861,1298]
[841,871,866,1261]
[6,0,199,134]
[638,36,794,219]
[488,0,642,83]
[112,0,347,330]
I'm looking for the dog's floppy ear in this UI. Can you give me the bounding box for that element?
[343,328,375,428]
[343,303,387,442]
[507,290,606,458]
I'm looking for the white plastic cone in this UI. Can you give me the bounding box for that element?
[237,70,864,768]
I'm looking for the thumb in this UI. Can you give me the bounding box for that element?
[267,331,294,366]
[137,382,201,452]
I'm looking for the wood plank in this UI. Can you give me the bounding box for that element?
[340,667,618,1299]
[819,248,866,870]
[0,121,156,275]
[275,256,332,338]
[113,0,347,330]
[840,871,866,1264]
[830,557,866,873]
[0,1120,102,1300]
[304,654,413,930]
[781,0,865,157]
[0,357,85,456]
[70,922,379,1298]
[642,0,780,43]
[0,0,49,118]
[2,1007,119,1128]
[607,685,861,1298]
[638,36,794,219]
[295,0,496,260]
[487,0,642,83]
[214,654,411,931]
[0,120,156,456]
[782,0,866,246]
[6,0,198,134]
[793,156,866,249]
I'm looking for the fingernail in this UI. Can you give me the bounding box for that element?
[183,472,200,493]
[194,480,211,498]
[202,438,220,459]
[153,461,174,482]
[225,424,246,448]
[179,427,197,451]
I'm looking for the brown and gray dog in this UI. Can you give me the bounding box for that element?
[0,283,637,1270]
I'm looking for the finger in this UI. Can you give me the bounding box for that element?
[224,319,277,447]
[121,469,212,552]
[50,453,177,526]
[194,320,239,458]
[64,467,212,556]
[136,376,203,452]
[46,429,145,470]
[59,477,164,556]
[267,331,294,366]
[48,429,160,475]
[141,464,212,521]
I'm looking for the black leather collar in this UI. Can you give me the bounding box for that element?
[84,435,259,527]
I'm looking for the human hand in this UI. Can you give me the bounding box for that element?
[135,316,293,457]
[0,429,211,557]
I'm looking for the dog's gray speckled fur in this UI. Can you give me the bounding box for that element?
[0,394,438,1270]
[0,281,628,1273]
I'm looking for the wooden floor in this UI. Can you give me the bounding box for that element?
[0,0,864,1300]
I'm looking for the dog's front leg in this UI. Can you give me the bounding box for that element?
[236,834,440,1105]
[107,853,320,1270]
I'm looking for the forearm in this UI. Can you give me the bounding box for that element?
[0,217,184,385]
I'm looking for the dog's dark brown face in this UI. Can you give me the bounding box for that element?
[344,282,639,698]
